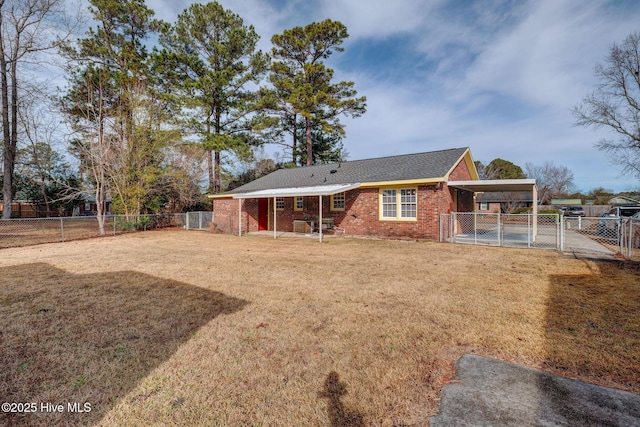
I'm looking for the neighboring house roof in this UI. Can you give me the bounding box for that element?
[609,196,640,206]
[551,198,582,205]
[212,147,476,197]
[80,192,112,203]
[476,192,534,203]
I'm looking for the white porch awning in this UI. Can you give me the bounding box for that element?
[233,183,360,243]
[232,183,361,199]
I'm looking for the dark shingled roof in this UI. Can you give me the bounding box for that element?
[224,147,469,194]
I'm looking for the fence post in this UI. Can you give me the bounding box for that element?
[474,213,477,245]
[113,215,116,235]
[60,217,65,242]
[199,211,203,230]
[450,212,455,243]
[627,219,633,259]
[186,213,190,230]
[527,213,531,248]
[559,215,563,251]
[497,213,501,246]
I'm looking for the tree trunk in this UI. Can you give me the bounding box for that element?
[40,179,51,217]
[0,9,12,219]
[213,109,221,193]
[205,116,216,194]
[305,116,312,166]
[214,150,221,193]
[207,149,215,193]
[95,180,106,235]
[292,113,297,164]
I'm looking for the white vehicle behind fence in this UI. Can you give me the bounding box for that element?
[598,206,640,239]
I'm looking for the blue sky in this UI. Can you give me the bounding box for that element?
[147,0,640,193]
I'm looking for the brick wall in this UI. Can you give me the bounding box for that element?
[211,198,239,234]
[213,184,461,240]
[212,158,476,240]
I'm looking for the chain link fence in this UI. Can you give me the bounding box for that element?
[440,212,638,259]
[620,218,640,261]
[0,212,213,249]
[441,212,559,250]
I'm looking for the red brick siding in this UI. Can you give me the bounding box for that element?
[211,157,476,239]
[213,185,451,239]
[211,198,239,233]
[448,158,473,181]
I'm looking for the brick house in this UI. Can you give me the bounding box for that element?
[476,192,535,213]
[209,147,487,240]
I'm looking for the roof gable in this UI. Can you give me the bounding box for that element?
[219,147,472,195]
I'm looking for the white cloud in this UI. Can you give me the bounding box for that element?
[317,0,437,40]
[463,0,638,110]
[138,0,640,192]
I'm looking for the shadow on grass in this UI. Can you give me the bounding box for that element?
[318,371,364,427]
[0,263,247,426]
[544,260,640,391]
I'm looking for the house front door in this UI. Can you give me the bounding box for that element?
[258,198,268,231]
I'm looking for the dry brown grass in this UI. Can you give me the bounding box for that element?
[0,230,638,426]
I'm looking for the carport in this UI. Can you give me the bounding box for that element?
[447,179,539,239]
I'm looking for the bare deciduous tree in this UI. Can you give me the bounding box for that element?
[63,67,115,235]
[0,0,75,219]
[573,32,640,183]
[525,161,575,205]
[18,97,74,216]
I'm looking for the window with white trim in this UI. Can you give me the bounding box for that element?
[295,196,303,211]
[400,188,417,218]
[331,192,345,211]
[380,188,417,220]
[382,189,397,218]
[276,197,285,210]
[479,202,489,210]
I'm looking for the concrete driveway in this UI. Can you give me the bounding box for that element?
[430,354,640,426]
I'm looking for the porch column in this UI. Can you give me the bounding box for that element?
[319,195,323,243]
[238,199,242,237]
[273,197,277,239]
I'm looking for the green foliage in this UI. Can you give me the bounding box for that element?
[485,158,526,179]
[226,158,279,191]
[13,143,80,214]
[586,187,615,205]
[115,214,152,231]
[155,1,269,193]
[296,121,346,165]
[269,19,366,166]
[539,208,562,215]
[62,0,195,218]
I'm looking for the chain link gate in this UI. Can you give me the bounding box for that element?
[620,218,640,261]
[442,213,559,250]
[441,212,638,258]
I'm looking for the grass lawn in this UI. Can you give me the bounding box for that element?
[0,230,638,426]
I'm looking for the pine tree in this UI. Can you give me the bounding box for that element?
[270,19,366,166]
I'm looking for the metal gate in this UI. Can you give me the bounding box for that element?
[171,212,213,230]
[440,213,638,259]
